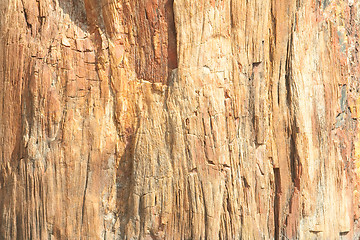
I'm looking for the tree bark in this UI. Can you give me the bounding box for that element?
[0,0,359,239]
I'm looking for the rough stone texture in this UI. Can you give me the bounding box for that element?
[0,0,360,239]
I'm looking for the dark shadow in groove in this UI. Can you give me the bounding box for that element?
[273,167,281,240]
[58,0,88,32]
[166,0,178,71]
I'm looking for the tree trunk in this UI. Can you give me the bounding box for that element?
[0,0,359,239]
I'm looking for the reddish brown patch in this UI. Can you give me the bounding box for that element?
[123,0,177,84]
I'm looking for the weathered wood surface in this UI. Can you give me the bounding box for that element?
[0,0,359,239]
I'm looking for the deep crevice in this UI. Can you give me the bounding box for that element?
[166,0,178,72]
[273,168,281,240]
[81,152,91,225]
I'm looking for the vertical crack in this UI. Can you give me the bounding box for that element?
[166,0,178,72]
[285,24,301,190]
[20,0,32,30]
[273,168,281,240]
[81,152,91,225]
